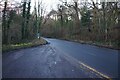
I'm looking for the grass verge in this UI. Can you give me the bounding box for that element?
[2,38,48,53]
[61,38,120,50]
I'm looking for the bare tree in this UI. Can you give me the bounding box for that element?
[25,0,31,38]
[2,0,7,44]
[21,0,27,39]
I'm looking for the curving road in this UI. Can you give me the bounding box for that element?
[45,38,118,78]
[3,38,118,78]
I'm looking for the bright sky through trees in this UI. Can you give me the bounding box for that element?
[0,0,99,14]
[20,0,94,14]
[30,0,59,14]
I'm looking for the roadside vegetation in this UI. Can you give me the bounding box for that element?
[40,0,120,49]
[2,38,47,53]
[1,0,47,52]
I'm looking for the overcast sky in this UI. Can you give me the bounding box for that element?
[0,0,75,14]
[29,0,92,14]
[0,0,101,14]
[30,0,59,13]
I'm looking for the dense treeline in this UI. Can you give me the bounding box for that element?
[1,0,120,48]
[41,0,120,48]
[2,0,44,44]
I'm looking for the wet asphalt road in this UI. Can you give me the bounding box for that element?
[3,45,88,78]
[45,38,118,78]
[3,38,118,78]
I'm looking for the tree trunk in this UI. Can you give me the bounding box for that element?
[21,2,26,39]
[74,2,80,33]
[2,1,7,44]
[25,1,31,39]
